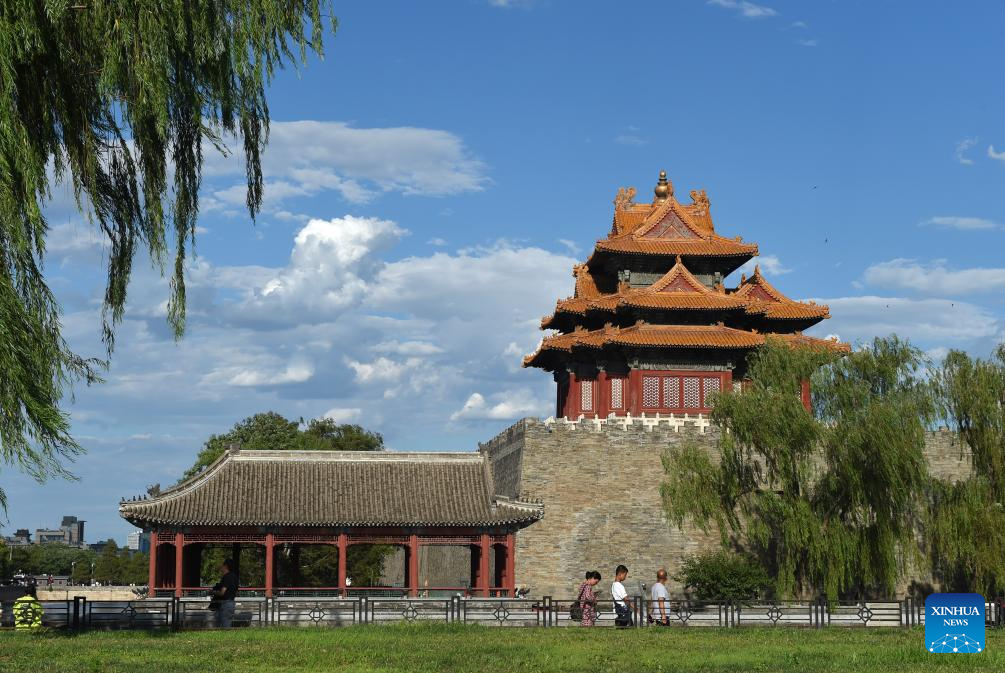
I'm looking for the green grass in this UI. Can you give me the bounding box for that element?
[1,624,1002,672]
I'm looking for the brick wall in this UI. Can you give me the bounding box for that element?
[480,418,973,599]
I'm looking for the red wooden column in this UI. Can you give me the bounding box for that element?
[173,532,185,598]
[800,379,811,411]
[148,532,158,592]
[407,534,419,597]
[628,368,642,415]
[597,370,608,418]
[337,532,347,596]
[478,533,490,597]
[264,533,275,598]
[504,533,516,597]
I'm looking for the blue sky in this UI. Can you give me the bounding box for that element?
[5,0,1005,543]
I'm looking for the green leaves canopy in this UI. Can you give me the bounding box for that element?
[928,345,1005,595]
[0,1,334,510]
[662,337,935,601]
[182,411,384,480]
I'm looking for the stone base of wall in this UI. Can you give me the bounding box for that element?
[480,417,970,599]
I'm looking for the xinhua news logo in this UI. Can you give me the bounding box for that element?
[925,593,985,654]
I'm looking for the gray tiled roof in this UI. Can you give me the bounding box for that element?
[119,449,543,528]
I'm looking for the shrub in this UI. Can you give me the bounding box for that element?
[672,551,771,601]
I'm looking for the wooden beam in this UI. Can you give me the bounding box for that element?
[148,532,158,591]
[174,532,184,598]
[478,532,490,597]
[407,533,419,597]
[337,532,347,596]
[264,532,275,598]
[505,533,516,597]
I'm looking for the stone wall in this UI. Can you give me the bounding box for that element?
[480,416,973,599]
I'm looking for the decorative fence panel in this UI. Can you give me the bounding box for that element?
[1,595,1001,631]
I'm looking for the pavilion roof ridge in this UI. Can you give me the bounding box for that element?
[232,449,485,463]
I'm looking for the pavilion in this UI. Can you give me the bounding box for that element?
[119,448,543,598]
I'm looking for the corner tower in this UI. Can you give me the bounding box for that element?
[524,169,846,419]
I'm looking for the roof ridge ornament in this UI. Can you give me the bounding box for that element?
[653,169,672,203]
[613,186,637,211]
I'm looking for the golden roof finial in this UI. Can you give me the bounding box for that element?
[653,169,672,202]
[674,254,683,265]
[754,264,761,276]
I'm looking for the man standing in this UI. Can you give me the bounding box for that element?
[649,569,670,625]
[212,558,239,628]
[611,565,635,627]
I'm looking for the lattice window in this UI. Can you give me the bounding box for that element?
[642,376,660,408]
[580,380,593,412]
[703,377,721,404]
[683,377,701,409]
[610,378,624,409]
[663,376,681,408]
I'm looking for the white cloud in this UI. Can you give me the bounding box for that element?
[236,215,405,324]
[737,254,790,277]
[956,137,977,165]
[707,0,778,19]
[450,391,544,421]
[488,0,534,7]
[614,132,647,146]
[795,38,818,47]
[322,407,362,423]
[862,258,1005,296]
[810,295,999,344]
[372,341,444,356]
[46,220,108,260]
[988,145,1005,161]
[203,121,488,207]
[920,216,998,230]
[557,239,581,255]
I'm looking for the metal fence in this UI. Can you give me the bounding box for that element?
[0,595,1000,631]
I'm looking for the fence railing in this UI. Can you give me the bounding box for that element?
[0,595,1000,631]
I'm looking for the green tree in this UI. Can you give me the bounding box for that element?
[120,550,150,585]
[662,336,935,601]
[0,0,335,512]
[673,551,771,602]
[94,539,122,584]
[183,412,384,479]
[188,412,387,589]
[929,345,1005,595]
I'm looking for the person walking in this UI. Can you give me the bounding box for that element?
[612,565,635,627]
[13,584,43,630]
[211,558,239,628]
[576,571,601,627]
[649,568,670,625]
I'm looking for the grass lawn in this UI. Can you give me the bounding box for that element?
[1,624,1002,672]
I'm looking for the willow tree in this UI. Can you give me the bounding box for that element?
[0,1,334,510]
[662,336,935,601]
[928,345,1005,595]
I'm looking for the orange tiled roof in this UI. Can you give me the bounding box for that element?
[600,193,757,258]
[523,324,848,367]
[733,266,830,320]
[542,258,748,328]
[573,264,603,299]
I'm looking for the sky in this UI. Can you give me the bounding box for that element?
[4,0,1005,544]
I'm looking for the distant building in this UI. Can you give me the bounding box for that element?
[5,529,32,546]
[35,528,66,545]
[61,516,85,546]
[126,531,151,553]
[32,515,86,547]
